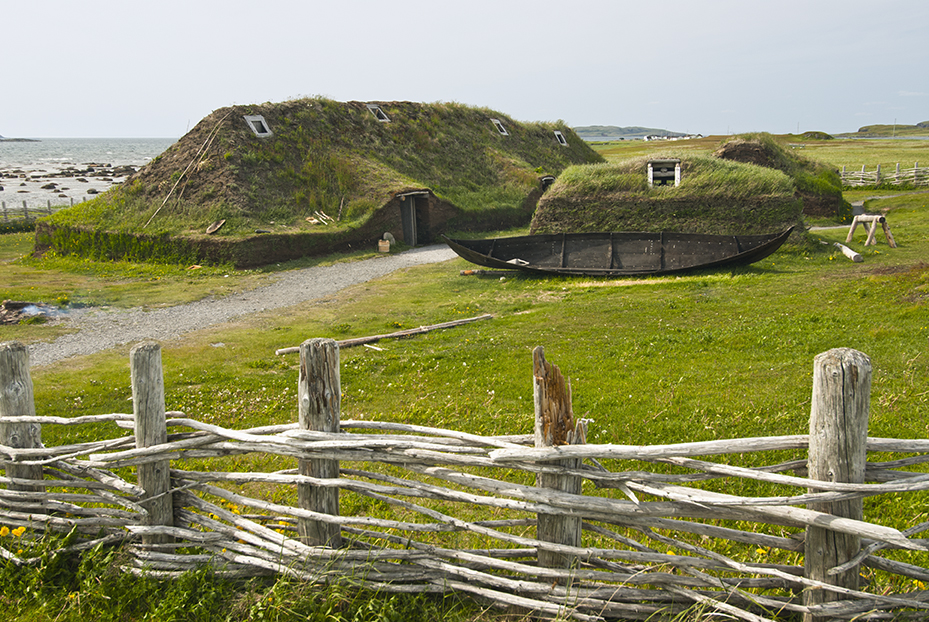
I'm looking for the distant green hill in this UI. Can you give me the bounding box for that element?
[837,121,929,138]
[572,125,690,140]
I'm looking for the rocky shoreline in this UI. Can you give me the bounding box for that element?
[0,163,136,207]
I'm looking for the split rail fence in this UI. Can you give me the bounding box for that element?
[1,199,78,223]
[3,340,929,621]
[840,163,929,187]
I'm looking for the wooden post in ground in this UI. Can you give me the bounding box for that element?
[297,338,342,547]
[2,201,7,222]
[533,346,583,571]
[0,342,43,492]
[130,342,174,544]
[804,348,871,621]
[22,201,28,220]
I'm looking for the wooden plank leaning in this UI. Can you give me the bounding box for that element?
[297,338,342,547]
[0,342,44,493]
[804,348,871,621]
[131,342,174,544]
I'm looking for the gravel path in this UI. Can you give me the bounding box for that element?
[28,245,457,367]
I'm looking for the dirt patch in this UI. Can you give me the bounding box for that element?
[713,141,778,169]
[862,262,928,276]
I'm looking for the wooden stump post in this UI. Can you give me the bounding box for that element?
[0,342,43,492]
[533,346,582,571]
[297,338,342,547]
[130,342,174,544]
[804,348,871,621]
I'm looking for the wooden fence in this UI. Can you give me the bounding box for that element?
[3,339,929,621]
[1,199,76,222]
[840,163,929,187]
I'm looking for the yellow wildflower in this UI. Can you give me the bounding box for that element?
[12,527,25,537]
[0,526,9,537]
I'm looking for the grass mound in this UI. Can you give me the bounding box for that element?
[530,153,805,237]
[37,98,602,266]
[713,132,849,218]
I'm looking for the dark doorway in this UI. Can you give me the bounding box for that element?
[400,193,430,246]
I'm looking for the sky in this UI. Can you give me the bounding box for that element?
[3,0,927,138]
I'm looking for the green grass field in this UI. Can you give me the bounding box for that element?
[2,141,929,620]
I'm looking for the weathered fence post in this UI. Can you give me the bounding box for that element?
[130,342,174,544]
[0,342,43,492]
[533,346,583,571]
[804,348,871,621]
[22,201,28,220]
[297,338,342,547]
[2,201,7,222]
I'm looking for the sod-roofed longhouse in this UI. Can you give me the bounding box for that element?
[36,99,602,267]
[530,154,805,238]
[712,133,849,219]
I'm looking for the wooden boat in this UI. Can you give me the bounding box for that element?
[442,227,794,277]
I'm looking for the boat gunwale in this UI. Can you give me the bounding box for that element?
[442,227,794,277]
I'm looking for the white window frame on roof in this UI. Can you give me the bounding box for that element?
[366,104,390,122]
[491,119,508,136]
[243,115,272,137]
[553,130,568,146]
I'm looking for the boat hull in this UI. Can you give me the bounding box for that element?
[442,228,794,276]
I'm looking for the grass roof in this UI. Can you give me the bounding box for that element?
[530,154,805,236]
[44,99,602,240]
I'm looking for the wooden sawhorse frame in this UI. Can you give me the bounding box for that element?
[846,214,897,248]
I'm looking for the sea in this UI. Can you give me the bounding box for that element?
[0,137,176,209]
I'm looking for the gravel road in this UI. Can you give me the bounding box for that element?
[28,245,457,368]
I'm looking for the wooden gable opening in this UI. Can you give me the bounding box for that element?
[647,159,681,187]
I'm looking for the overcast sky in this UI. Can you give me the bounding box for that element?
[3,0,927,138]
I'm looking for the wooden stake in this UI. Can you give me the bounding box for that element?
[532,346,582,571]
[0,342,43,492]
[131,342,174,544]
[297,338,342,547]
[804,348,871,620]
